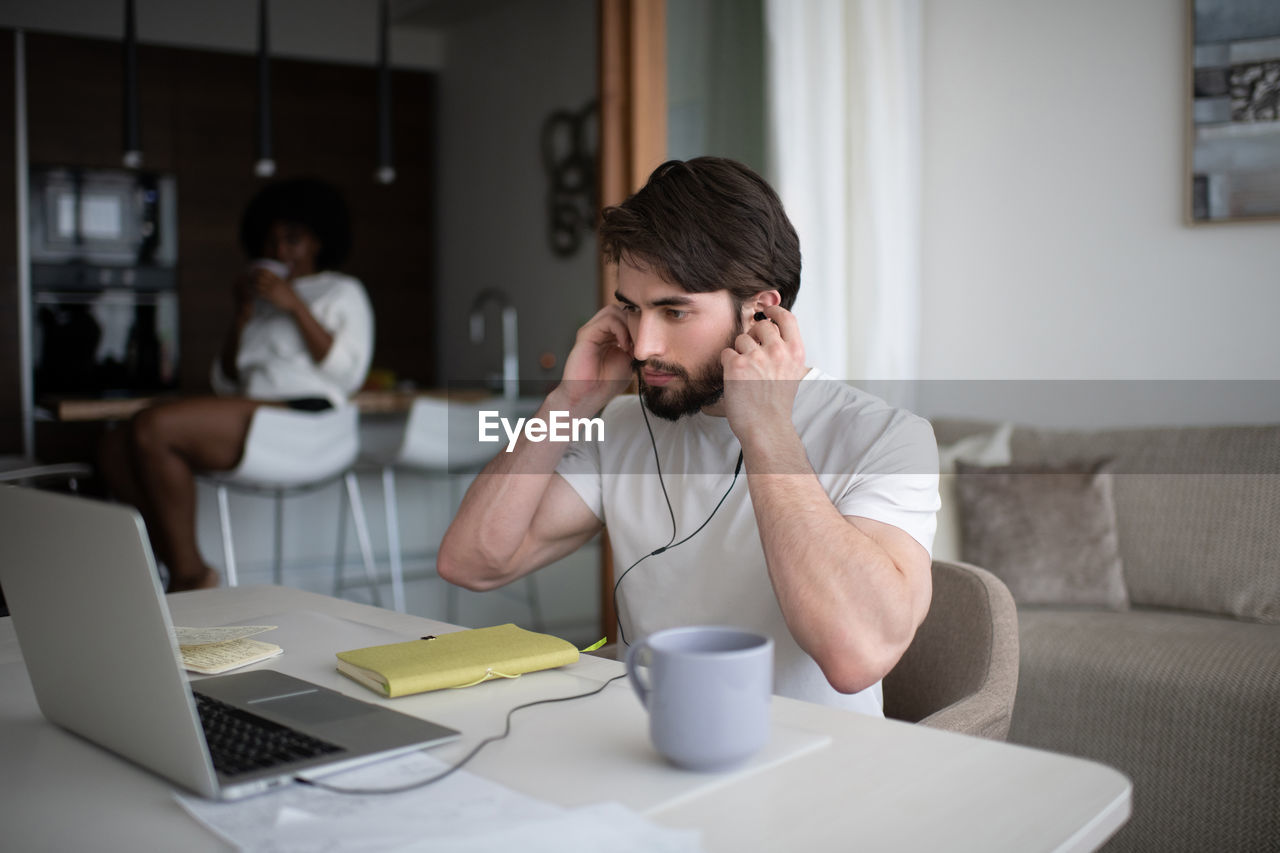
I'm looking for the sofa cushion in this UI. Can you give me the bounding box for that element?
[954,458,1129,609]
[933,423,1013,563]
[1010,608,1280,852]
[1011,425,1280,624]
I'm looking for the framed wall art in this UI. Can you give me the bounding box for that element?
[1190,0,1280,222]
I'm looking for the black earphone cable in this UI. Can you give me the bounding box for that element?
[612,389,744,647]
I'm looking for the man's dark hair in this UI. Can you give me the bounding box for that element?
[598,157,801,310]
[238,178,352,270]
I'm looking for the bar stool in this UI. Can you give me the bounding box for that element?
[202,405,381,604]
[364,396,542,625]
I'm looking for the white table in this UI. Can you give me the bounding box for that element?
[0,585,1130,851]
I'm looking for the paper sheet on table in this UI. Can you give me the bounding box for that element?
[181,638,283,675]
[175,625,277,647]
[176,752,701,853]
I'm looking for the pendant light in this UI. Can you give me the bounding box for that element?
[375,0,395,184]
[122,0,142,168]
[254,0,276,177]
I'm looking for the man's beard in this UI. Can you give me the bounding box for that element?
[634,322,741,421]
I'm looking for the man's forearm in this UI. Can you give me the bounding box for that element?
[437,388,595,588]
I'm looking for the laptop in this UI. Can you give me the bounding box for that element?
[0,485,459,800]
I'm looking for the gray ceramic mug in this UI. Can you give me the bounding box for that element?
[626,625,774,771]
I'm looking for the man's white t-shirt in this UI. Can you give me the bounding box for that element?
[210,271,374,407]
[556,369,939,716]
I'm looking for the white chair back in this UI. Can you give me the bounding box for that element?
[395,397,503,472]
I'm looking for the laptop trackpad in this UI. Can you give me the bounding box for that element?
[251,690,376,725]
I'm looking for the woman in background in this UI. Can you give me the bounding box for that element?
[100,178,374,591]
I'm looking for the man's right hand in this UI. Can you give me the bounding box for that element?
[553,305,634,416]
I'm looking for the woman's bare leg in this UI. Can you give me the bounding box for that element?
[128,397,261,591]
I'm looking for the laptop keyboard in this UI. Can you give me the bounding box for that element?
[194,691,343,777]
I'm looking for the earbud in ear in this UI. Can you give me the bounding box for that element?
[753,311,767,322]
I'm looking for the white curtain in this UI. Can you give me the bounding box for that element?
[764,0,922,388]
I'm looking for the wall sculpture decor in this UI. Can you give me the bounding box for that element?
[542,100,598,257]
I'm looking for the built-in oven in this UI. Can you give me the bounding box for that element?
[28,167,179,397]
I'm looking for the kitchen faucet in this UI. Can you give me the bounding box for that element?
[468,288,519,400]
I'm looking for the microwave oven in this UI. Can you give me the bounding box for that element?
[28,167,180,396]
[28,167,176,267]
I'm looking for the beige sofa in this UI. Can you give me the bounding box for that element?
[932,419,1280,853]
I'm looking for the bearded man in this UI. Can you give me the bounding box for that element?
[438,157,939,715]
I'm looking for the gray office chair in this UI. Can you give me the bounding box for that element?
[883,559,1019,740]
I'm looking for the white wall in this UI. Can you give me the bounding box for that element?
[660,1,1280,424]
[919,0,1280,391]
[434,0,599,390]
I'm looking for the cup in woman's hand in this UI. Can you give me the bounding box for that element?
[248,258,290,279]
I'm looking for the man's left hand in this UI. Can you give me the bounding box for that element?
[721,304,807,443]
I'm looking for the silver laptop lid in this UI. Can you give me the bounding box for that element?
[0,486,219,798]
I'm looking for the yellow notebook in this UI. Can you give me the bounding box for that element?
[335,623,580,698]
